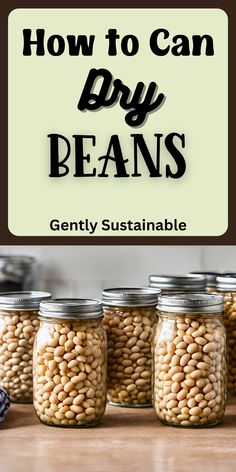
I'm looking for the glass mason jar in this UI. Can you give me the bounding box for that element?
[153,294,226,427]
[0,291,51,403]
[216,276,236,393]
[102,287,160,407]
[149,275,207,294]
[0,256,37,292]
[189,272,221,293]
[33,299,106,427]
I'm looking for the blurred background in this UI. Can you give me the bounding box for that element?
[0,245,235,298]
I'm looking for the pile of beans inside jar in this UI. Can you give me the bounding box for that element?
[153,314,226,426]
[219,292,236,392]
[215,277,236,393]
[34,319,106,426]
[0,310,39,402]
[103,306,156,406]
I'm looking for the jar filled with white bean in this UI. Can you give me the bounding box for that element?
[0,291,51,403]
[153,294,226,427]
[216,276,236,393]
[149,274,207,294]
[102,287,160,407]
[34,299,106,427]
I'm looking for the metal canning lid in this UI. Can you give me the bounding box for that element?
[189,272,220,286]
[216,276,236,291]
[0,255,35,262]
[149,275,206,291]
[0,291,51,310]
[157,293,224,313]
[40,299,103,318]
[222,273,236,277]
[102,287,160,307]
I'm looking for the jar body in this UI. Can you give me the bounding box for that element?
[0,309,39,402]
[216,290,236,393]
[153,312,226,427]
[0,256,36,292]
[33,317,106,427]
[103,305,157,406]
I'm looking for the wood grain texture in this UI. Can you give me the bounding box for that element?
[1,397,236,472]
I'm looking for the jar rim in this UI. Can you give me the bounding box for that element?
[0,291,51,310]
[40,298,103,318]
[216,275,236,291]
[157,293,224,313]
[149,274,206,290]
[102,286,160,307]
[0,255,36,262]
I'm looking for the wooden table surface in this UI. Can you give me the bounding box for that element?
[1,397,236,472]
